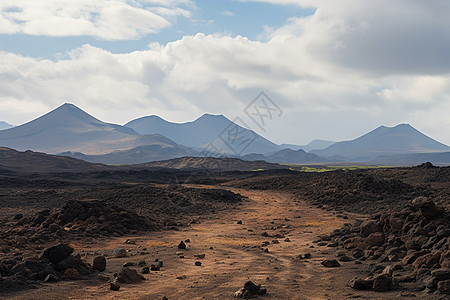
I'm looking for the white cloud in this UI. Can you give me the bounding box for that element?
[222,11,235,17]
[1,0,450,145]
[0,0,192,40]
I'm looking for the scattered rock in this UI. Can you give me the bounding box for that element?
[178,241,186,250]
[234,281,267,298]
[195,261,202,266]
[110,282,120,291]
[115,267,145,284]
[321,259,340,268]
[348,278,373,290]
[41,244,74,264]
[141,267,150,274]
[93,256,106,272]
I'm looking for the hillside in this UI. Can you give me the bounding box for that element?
[138,156,288,171]
[0,147,107,172]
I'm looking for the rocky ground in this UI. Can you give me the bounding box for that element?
[0,164,449,299]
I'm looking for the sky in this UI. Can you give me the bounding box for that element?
[0,0,449,145]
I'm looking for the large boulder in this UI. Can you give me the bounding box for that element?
[41,244,74,264]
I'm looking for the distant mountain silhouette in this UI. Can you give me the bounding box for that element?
[370,152,450,166]
[312,124,450,162]
[280,139,335,152]
[243,148,327,164]
[0,121,13,130]
[125,114,280,155]
[0,103,192,156]
[0,147,107,172]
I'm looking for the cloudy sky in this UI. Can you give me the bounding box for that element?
[1,0,449,145]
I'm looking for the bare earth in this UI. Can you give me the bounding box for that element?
[5,186,429,300]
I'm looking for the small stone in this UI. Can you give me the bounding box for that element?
[178,241,186,249]
[150,264,160,271]
[321,259,340,268]
[176,275,187,280]
[93,256,106,272]
[194,254,205,259]
[348,277,373,290]
[284,238,291,242]
[185,239,190,243]
[195,261,202,266]
[110,282,120,291]
[237,220,242,224]
[142,267,150,274]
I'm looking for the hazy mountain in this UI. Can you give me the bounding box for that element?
[139,156,289,171]
[62,144,197,165]
[243,148,327,164]
[0,121,13,130]
[370,152,450,166]
[0,147,107,173]
[280,139,336,152]
[125,114,280,155]
[312,124,450,162]
[0,103,190,156]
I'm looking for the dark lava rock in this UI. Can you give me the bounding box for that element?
[150,264,160,271]
[13,213,23,220]
[372,274,393,292]
[93,256,106,272]
[431,268,450,281]
[110,282,121,291]
[142,267,150,274]
[234,280,267,298]
[321,259,340,268]
[41,243,74,264]
[116,267,145,284]
[437,279,450,295]
[178,241,186,249]
[195,261,202,266]
[348,277,374,290]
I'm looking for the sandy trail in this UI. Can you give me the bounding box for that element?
[6,187,407,300]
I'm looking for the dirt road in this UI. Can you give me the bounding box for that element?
[7,187,412,299]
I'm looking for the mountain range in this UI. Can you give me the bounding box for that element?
[125,114,280,155]
[0,121,13,130]
[0,103,193,158]
[0,103,449,166]
[312,124,450,162]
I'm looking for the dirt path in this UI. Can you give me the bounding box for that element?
[6,187,410,300]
